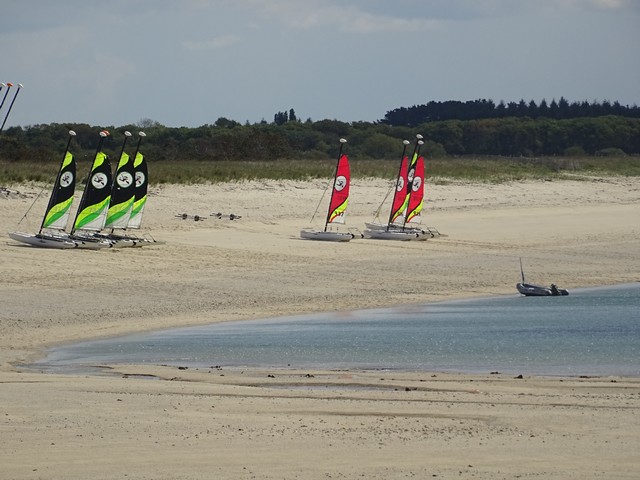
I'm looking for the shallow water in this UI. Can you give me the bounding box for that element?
[32,283,640,377]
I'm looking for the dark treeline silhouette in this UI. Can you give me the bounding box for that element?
[382,98,640,126]
[1,99,640,163]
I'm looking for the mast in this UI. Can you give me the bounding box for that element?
[127,132,148,230]
[39,130,76,233]
[386,139,410,231]
[104,131,134,231]
[71,130,110,235]
[125,131,147,229]
[401,137,424,231]
[403,143,425,228]
[324,138,347,232]
[0,83,23,133]
[0,82,12,112]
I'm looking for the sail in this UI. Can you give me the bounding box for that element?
[389,155,408,224]
[104,152,135,229]
[405,155,424,224]
[72,152,112,232]
[127,152,148,229]
[398,151,419,221]
[326,154,349,225]
[41,151,76,232]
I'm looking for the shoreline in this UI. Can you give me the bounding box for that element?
[23,281,640,379]
[2,177,639,479]
[6,271,640,374]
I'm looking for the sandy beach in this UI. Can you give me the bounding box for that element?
[1,175,639,479]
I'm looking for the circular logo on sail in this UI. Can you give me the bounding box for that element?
[60,172,74,188]
[407,168,415,183]
[335,175,347,191]
[117,172,134,188]
[135,172,146,187]
[396,177,405,191]
[412,177,422,192]
[91,172,108,189]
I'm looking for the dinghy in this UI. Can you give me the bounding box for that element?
[69,130,114,249]
[364,136,429,241]
[516,258,569,296]
[94,132,158,247]
[99,131,136,246]
[8,130,79,248]
[105,137,159,246]
[301,138,359,242]
[516,283,569,296]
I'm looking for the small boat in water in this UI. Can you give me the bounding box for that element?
[517,282,569,296]
[516,258,568,296]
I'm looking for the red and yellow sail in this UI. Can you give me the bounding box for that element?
[406,155,425,224]
[389,155,409,224]
[327,154,350,225]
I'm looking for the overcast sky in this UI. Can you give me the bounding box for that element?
[2,0,638,128]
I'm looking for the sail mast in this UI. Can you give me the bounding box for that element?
[39,130,76,234]
[391,134,423,230]
[104,131,134,231]
[127,132,148,230]
[0,83,23,133]
[401,137,424,230]
[71,130,110,235]
[0,82,12,112]
[130,132,146,171]
[386,139,410,231]
[403,148,425,228]
[324,138,347,232]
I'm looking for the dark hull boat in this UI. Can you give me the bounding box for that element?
[516,282,569,296]
[517,258,569,296]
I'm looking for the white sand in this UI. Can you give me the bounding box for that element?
[0,176,639,479]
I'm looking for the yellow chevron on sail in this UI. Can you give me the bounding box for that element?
[43,197,74,228]
[328,199,348,223]
[105,152,135,229]
[74,197,110,230]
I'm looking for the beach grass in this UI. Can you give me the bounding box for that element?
[1,155,638,185]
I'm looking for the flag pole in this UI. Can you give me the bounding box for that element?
[0,83,23,133]
[0,82,13,112]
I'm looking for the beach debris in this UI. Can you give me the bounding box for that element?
[175,213,206,221]
[211,212,242,220]
[423,226,442,237]
[1,186,21,197]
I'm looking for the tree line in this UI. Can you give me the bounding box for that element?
[1,99,639,164]
[382,98,640,126]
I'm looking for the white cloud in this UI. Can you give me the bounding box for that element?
[245,0,435,33]
[183,35,241,51]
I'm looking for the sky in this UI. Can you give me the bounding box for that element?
[1,0,639,129]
